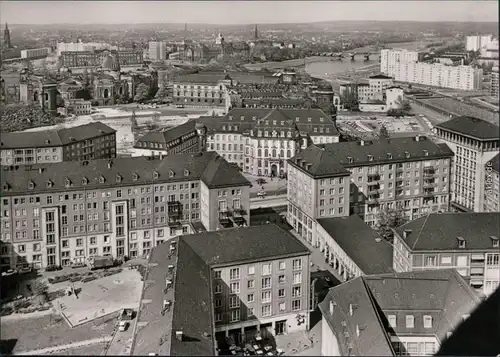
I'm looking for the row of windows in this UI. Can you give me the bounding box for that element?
[388,314,433,329]
[221,259,303,280]
[216,300,302,323]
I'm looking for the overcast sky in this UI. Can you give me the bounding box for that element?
[1,1,498,25]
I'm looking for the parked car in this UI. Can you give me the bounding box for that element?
[257,191,267,197]
[1,269,17,277]
[118,320,130,332]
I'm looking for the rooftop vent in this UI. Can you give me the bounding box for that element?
[457,236,466,248]
[347,156,353,164]
[175,331,183,341]
[165,279,173,290]
[415,135,421,142]
[45,140,50,144]
[341,320,347,327]
[107,161,113,169]
[360,140,365,146]
[168,264,175,273]
[69,137,76,142]
[387,153,392,159]
[491,236,499,248]
[403,229,412,239]
[349,303,357,316]
[38,168,44,174]
[329,300,335,315]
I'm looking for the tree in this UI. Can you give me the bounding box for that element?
[375,208,408,242]
[134,83,150,102]
[379,124,390,139]
[394,95,411,115]
[340,87,359,111]
[31,280,49,305]
[130,109,139,132]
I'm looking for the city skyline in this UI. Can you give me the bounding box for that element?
[0,1,498,25]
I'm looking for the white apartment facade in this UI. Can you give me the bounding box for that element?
[435,117,499,212]
[466,35,493,52]
[21,48,50,59]
[380,49,419,76]
[148,41,167,62]
[392,62,483,91]
[56,41,118,56]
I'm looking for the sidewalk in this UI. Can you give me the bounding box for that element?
[15,336,112,355]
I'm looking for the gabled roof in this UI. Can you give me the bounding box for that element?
[394,212,500,251]
[317,215,393,275]
[1,152,250,196]
[135,120,198,146]
[0,122,115,149]
[319,270,480,356]
[133,224,310,355]
[435,116,500,140]
[288,145,350,178]
[181,224,310,267]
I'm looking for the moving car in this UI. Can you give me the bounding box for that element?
[118,320,129,332]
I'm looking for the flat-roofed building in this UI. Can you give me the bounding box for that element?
[319,269,480,356]
[435,116,499,212]
[132,224,311,355]
[392,212,500,296]
[0,152,251,271]
[0,122,116,166]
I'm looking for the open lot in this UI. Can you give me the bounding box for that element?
[243,173,288,197]
[55,269,142,327]
[0,313,116,354]
[337,115,428,138]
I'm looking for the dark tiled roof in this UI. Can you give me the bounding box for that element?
[181,224,310,267]
[319,270,480,356]
[174,73,229,84]
[319,277,394,356]
[199,108,339,137]
[288,145,350,178]
[289,136,452,178]
[134,224,310,355]
[1,152,250,196]
[394,212,500,251]
[317,215,393,275]
[135,120,197,146]
[490,153,499,173]
[435,116,500,140]
[369,74,394,80]
[0,122,115,149]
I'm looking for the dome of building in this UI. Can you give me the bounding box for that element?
[101,53,121,71]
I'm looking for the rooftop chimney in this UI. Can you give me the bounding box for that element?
[403,229,412,239]
[329,300,335,315]
[175,331,183,341]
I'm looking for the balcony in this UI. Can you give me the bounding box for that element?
[367,197,380,206]
[423,167,436,176]
[423,182,437,188]
[368,187,380,195]
[168,216,181,227]
[396,166,404,172]
[367,182,380,189]
[367,173,380,180]
[219,210,233,228]
[423,190,435,197]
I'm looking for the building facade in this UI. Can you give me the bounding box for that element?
[21,47,50,59]
[19,69,58,116]
[148,41,167,62]
[56,41,118,56]
[60,49,143,70]
[172,74,232,112]
[319,270,480,356]
[392,212,500,296]
[380,49,420,76]
[435,116,499,212]
[0,152,251,271]
[466,35,493,52]
[287,136,454,246]
[483,154,499,212]
[0,122,116,166]
[490,68,498,97]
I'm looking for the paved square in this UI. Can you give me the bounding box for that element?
[56,269,143,327]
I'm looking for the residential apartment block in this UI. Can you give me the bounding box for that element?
[392,212,500,296]
[484,153,499,212]
[132,224,311,356]
[380,49,420,75]
[287,136,454,247]
[490,67,499,98]
[0,152,251,271]
[0,122,116,166]
[319,269,480,356]
[435,116,499,212]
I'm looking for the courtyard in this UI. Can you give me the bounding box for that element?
[243,173,288,197]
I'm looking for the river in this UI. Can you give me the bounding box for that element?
[305,57,380,81]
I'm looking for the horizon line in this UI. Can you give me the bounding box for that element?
[3,19,498,26]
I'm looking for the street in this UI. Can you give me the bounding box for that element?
[250,195,287,209]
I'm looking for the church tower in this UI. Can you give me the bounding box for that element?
[254,24,258,41]
[4,23,12,49]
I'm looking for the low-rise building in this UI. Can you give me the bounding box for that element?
[484,153,499,212]
[319,269,480,356]
[316,215,393,281]
[132,120,206,157]
[64,98,92,116]
[435,116,499,212]
[132,224,311,355]
[0,152,251,271]
[392,212,500,296]
[0,122,116,166]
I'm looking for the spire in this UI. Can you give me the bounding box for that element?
[184,23,188,40]
[254,24,258,41]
